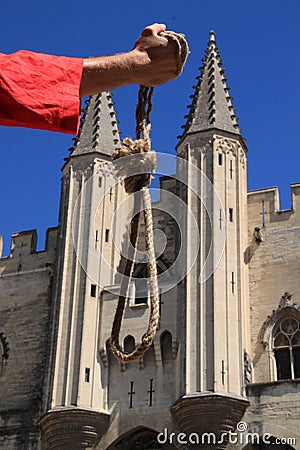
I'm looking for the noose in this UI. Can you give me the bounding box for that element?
[109,32,189,363]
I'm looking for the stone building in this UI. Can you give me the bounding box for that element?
[1,31,299,449]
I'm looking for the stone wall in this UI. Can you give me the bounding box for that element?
[0,229,57,449]
[247,183,300,383]
[244,380,300,449]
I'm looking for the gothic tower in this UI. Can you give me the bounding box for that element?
[39,31,252,450]
[171,31,250,446]
[39,93,126,449]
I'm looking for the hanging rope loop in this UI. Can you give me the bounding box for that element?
[109,31,189,363]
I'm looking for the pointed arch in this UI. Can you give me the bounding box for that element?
[106,426,177,449]
[124,335,135,354]
[160,331,173,364]
[260,300,300,381]
[273,317,300,380]
[132,256,172,278]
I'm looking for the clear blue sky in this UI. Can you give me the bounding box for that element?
[0,0,299,255]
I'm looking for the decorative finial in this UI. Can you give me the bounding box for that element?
[209,30,216,42]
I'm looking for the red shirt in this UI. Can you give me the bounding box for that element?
[0,50,83,134]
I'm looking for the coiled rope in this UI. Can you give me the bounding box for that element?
[109,31,189,362]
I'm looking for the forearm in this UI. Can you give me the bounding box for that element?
[79,50,148,97]
[0,24,179,134]
[79,23,178,97]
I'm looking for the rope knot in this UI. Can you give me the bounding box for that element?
[112,124,157,194]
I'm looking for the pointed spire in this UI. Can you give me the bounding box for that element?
[209,30,216,42]
[178,31,241,141]
[69,92,121,157]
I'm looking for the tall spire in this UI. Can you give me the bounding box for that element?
[69,92,121,157]
[178,30,241,141]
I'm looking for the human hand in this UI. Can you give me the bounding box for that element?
[131,23,178,86]
[80,23,182,97]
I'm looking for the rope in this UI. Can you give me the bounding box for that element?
[109,31,189,363]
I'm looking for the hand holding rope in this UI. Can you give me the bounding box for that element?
[109,31,189,363]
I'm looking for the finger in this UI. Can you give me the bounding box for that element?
[142,23,166,37]
[157,35,168,47]
[161,30,175,35]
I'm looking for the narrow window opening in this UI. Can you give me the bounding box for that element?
[293,348,300,378]
[231,272,235,294]
[160,331,173,363]
[221,360,225,386]
[109,187,113,201]
[105,229,109,242]
[261,200,268,228]
[219,209,223,230]
[158,290,164,326]
[135,278,148,305]
[95,230,98,242]
[229,208,233,222]
[147,378,155,407]
[229,160,234,179]
[124,335,135,353]
[128,381,135,408]
[98,177,102,188]
[85,367,90,382]
[275,349,291,380]
[218,153,223,166]
[90,284,96,297]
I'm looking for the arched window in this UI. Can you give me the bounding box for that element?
[160,331,173,364]
[124,335,135,354]
[273,317,300,380]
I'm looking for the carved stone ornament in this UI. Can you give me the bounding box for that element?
[279,292,294,308]
[214,135,238,157]
[199,142,213,157]
[244,350,252,385]
[260,292,300,347]
[239,146,246,169]
[99,161,117,179]
[99,347,108,367]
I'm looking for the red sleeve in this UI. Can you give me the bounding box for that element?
[0,50,84,134]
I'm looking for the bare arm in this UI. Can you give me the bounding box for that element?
[79,23,177,97]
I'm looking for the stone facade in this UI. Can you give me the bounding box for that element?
[1,33,299,450]
[0,229,57,449]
